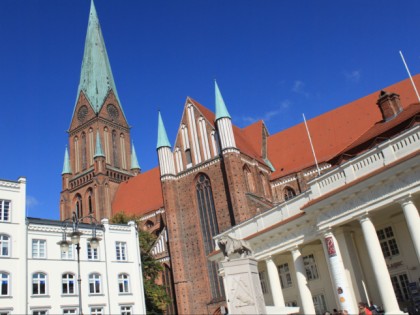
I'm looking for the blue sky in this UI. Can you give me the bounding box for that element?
[1,0,420,220]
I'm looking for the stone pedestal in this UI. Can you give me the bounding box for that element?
[222,258,266,315]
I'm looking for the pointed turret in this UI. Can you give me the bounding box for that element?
[156,112,176,177]
[157,111,172,149]
[214,81,236,150]
[131,142,141,175]
[94,130,105,158]
[62,146,72,175]
[215,80,231,121]
[74,0,124,116]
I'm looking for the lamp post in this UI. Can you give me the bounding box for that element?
[57,211,101,315]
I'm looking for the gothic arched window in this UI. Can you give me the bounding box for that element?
[112,130,119,168]
[243,165,255,193]
[75,195,83,218]
[260,172,269,196]
[87,189,93,214]
[196,174,224,299]
[284,186,296,201]
[81,132,87,170]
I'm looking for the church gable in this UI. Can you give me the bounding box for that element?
[173,98,220,173]
[69,91,97,131]
[96,90,129,128]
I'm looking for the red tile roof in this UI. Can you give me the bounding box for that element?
[112,167,163,216]
[112,75,420,217]
[267,75,420,180]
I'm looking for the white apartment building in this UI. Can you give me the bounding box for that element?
[0,177,146,315]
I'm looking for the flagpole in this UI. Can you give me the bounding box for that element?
[399,50,420,103]
[303,113,321,176]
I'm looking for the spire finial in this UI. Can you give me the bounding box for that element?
[62,146,72,175]
[131,142,141,170]
[215,80,231,121]
[157,111,171,149]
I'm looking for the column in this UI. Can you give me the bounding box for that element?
[359,215,403,314]
[398,197,420,263]
[291,247,316,314]
[265,256,285,308]
[322,230,357,314]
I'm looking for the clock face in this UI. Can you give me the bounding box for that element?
[107,104,119,120]
[77,105,88,122]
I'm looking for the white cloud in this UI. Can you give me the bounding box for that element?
[292,80,310,97]
[241,100,291,124]
[26,195,39,209]
[344,70,361,82]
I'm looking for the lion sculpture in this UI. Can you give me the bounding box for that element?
[217,235,253,261]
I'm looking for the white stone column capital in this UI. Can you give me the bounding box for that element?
[290,245,301,256]
[395,194,413,207]
[358,213,371,224]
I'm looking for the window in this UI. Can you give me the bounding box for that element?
[63,309,77,314]
[0,273,10,296]
[0,235,10,257]
[243,166,255,193]
[303,254,319,280]
[32,240,46,259]
[88,273,101,294]
[285,301,298,307]
[196,174,224,300]
[75,195,83,219]
[377,226,400,258]
[118,273,130,293]
[87,243,98,260]
[185,149,192,168]
[32,311,47,315]
[81,132,87,170]
[61,245,74,260]
[112,130,119,168]
[62,273,76,295]
[312,294,327,315]
[90,307,103,315]
[278,263,292,288]
[260,172,269,196]
[116,242,127,261]
[88,193,93,214]
[258,271,268,294]
[0,200,10,222]
[32,273,47,295]
[284,187,296,201]
[120,306,132,315]
[391,273,410,302]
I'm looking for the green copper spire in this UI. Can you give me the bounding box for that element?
[62,146,72,174]
[75,0,122,114]
[94,130,105,158]
[131,142,141,170]
[157,111,171,149]
[215,80,231,121]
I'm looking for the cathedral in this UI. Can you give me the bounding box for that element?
[60,1,420,314]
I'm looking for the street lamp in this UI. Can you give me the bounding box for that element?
[57,211,101,315]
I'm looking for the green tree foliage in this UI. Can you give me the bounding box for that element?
[110,212,170,314]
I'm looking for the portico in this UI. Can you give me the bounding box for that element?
[213,127,420,314]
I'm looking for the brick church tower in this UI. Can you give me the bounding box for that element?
[60,0,140,221]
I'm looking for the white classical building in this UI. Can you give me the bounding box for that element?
[0,177,146,315]
[212,124,420,314]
